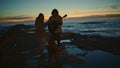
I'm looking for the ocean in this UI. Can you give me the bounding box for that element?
[0,20,120,38]
[62,20,120,37]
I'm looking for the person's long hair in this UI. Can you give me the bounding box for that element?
[37,13,44,18]
[51,9,59,16]
[36,13,44,22]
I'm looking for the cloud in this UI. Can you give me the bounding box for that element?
[80,14,120,19]
[110,5,119,9]
[0,15,32,20]
[0,15,34,24]
[104,14,120,18]
[65,14,120,22]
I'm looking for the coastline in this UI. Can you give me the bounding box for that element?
[0,24,120,68]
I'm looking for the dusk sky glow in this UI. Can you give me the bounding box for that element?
[0,0,120,23]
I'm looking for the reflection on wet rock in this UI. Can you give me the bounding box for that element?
[0,24,120,68]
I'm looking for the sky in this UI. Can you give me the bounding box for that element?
[0,0,120,24]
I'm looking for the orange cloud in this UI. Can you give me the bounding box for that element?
[1,10,120,24]
[65,14,120,22]
[69,10,120,18]
[0,16,35,24]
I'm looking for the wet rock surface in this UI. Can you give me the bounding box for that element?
[0,24,120,68]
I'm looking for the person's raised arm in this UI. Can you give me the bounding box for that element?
[45,16,52,26]
[59,16,63,25]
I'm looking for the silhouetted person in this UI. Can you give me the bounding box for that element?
[48,9,63,45]
[35,13,46,54]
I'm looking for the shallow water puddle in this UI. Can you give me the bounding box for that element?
[64,43,120,68]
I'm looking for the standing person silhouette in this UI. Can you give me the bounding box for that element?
[48,9,63,45]
[35,13,46,54]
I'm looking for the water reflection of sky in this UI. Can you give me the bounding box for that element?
[82,50,120,68]
[64,43,120,68]
[24,40,120,68]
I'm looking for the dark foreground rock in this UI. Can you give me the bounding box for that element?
[0,24,120,68]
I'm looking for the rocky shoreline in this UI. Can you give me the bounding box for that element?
[0,24,120,68]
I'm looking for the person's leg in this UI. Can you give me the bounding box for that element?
[40,37,46,53]
[56,33,61,45]
[36,36,46,54]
